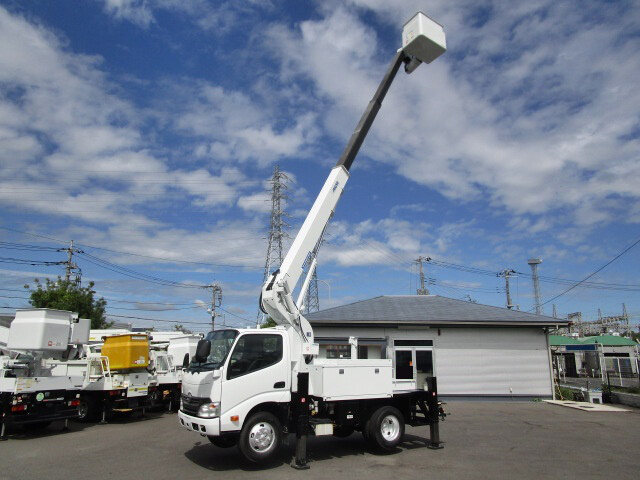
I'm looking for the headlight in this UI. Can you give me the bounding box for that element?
[197,402,220,418]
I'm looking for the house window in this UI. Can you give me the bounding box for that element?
[326,345,351,359]
[357,345,368,359]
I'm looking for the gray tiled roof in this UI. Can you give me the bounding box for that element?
[306,295,568,326]
[0,315,14,328]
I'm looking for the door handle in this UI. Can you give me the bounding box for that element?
[273,381,285,389]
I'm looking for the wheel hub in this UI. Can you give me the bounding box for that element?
[248,422,275,452]
[380,415,400,441]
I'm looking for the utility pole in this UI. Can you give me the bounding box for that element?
[497,269,516,309]
[258,165,290,325]
[205,283,222,330]
[415,256,431,295]
[527,258,542,315]
[58,240,83,285]
[552,304,557,319]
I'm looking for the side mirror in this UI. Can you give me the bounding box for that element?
[194,340,211,363]
[182,353,190,369]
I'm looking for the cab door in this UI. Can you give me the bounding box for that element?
[219,332,289,432]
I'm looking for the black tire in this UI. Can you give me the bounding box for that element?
[237,412,282,463]
[149,389,164,410]
[333,426,354,438]
[208,435,238,448]
[77,397,97,422]
[365,406,405,452]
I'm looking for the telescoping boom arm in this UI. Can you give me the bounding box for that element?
[260,12,446,348]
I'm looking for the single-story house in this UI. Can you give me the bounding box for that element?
[306,295,568,399]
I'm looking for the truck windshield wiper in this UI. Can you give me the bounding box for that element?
[187,361,220,372]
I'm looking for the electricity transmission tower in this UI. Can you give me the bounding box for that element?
[528,258,542,315]
[257,165,290,325]
[205,283,222,330]
[415,256,431,295]
[497,269,516,309]
[299,229,327,314]
[304,269,320,313]
[57,240,83,285]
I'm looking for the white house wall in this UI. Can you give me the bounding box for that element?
[313,326,552,397]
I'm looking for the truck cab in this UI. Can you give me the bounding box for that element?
[179,328,290,439]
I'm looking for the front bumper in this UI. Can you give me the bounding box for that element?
[178,410,220,436]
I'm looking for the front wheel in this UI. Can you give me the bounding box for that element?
[237,412,282,463]
[366,406,405,452]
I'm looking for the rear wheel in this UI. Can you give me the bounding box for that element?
[365,406,405,451]
[77,398,97,422]
[149,389,164,410]
[237,412,282,463]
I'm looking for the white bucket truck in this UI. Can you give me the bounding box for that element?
[148,333,201,410]
[0,308,88,439]
[50,333,152,422]
[178,12,447,467]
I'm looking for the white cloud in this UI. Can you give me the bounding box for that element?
[265,2,640,231]
[69,220,266,268]
[100,0,275,32]
[238,192,271,213]
[173,82,320,166]
[0,7,267,226]
[102,0,155,27]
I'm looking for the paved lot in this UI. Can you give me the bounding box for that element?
[2,401,639,480]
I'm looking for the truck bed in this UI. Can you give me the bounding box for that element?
[308,358,394,401]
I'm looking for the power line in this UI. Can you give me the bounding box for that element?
[0,228,262,269]
[77,252,207,289]
[219,306,252,324]
[533,236,640,310]
[105,313,213,326]
[0,256,65,266]
[107,305,203,312]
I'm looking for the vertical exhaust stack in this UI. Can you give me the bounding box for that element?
[528,258,542,315]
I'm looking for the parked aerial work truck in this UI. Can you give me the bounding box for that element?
[51,333,152,422]
[178,12,447,467]
[148,334,201,410]
[0,309,88,439]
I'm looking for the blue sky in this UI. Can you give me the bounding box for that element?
[1,0,639,333]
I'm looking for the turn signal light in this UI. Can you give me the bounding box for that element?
[230,415,239,422]
[11,404,26,412]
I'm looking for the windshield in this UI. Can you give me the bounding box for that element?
[155,355,170,372]
[187,329,238,373]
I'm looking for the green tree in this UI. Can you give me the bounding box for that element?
[260,317,277,328]
[25,277,111,329]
